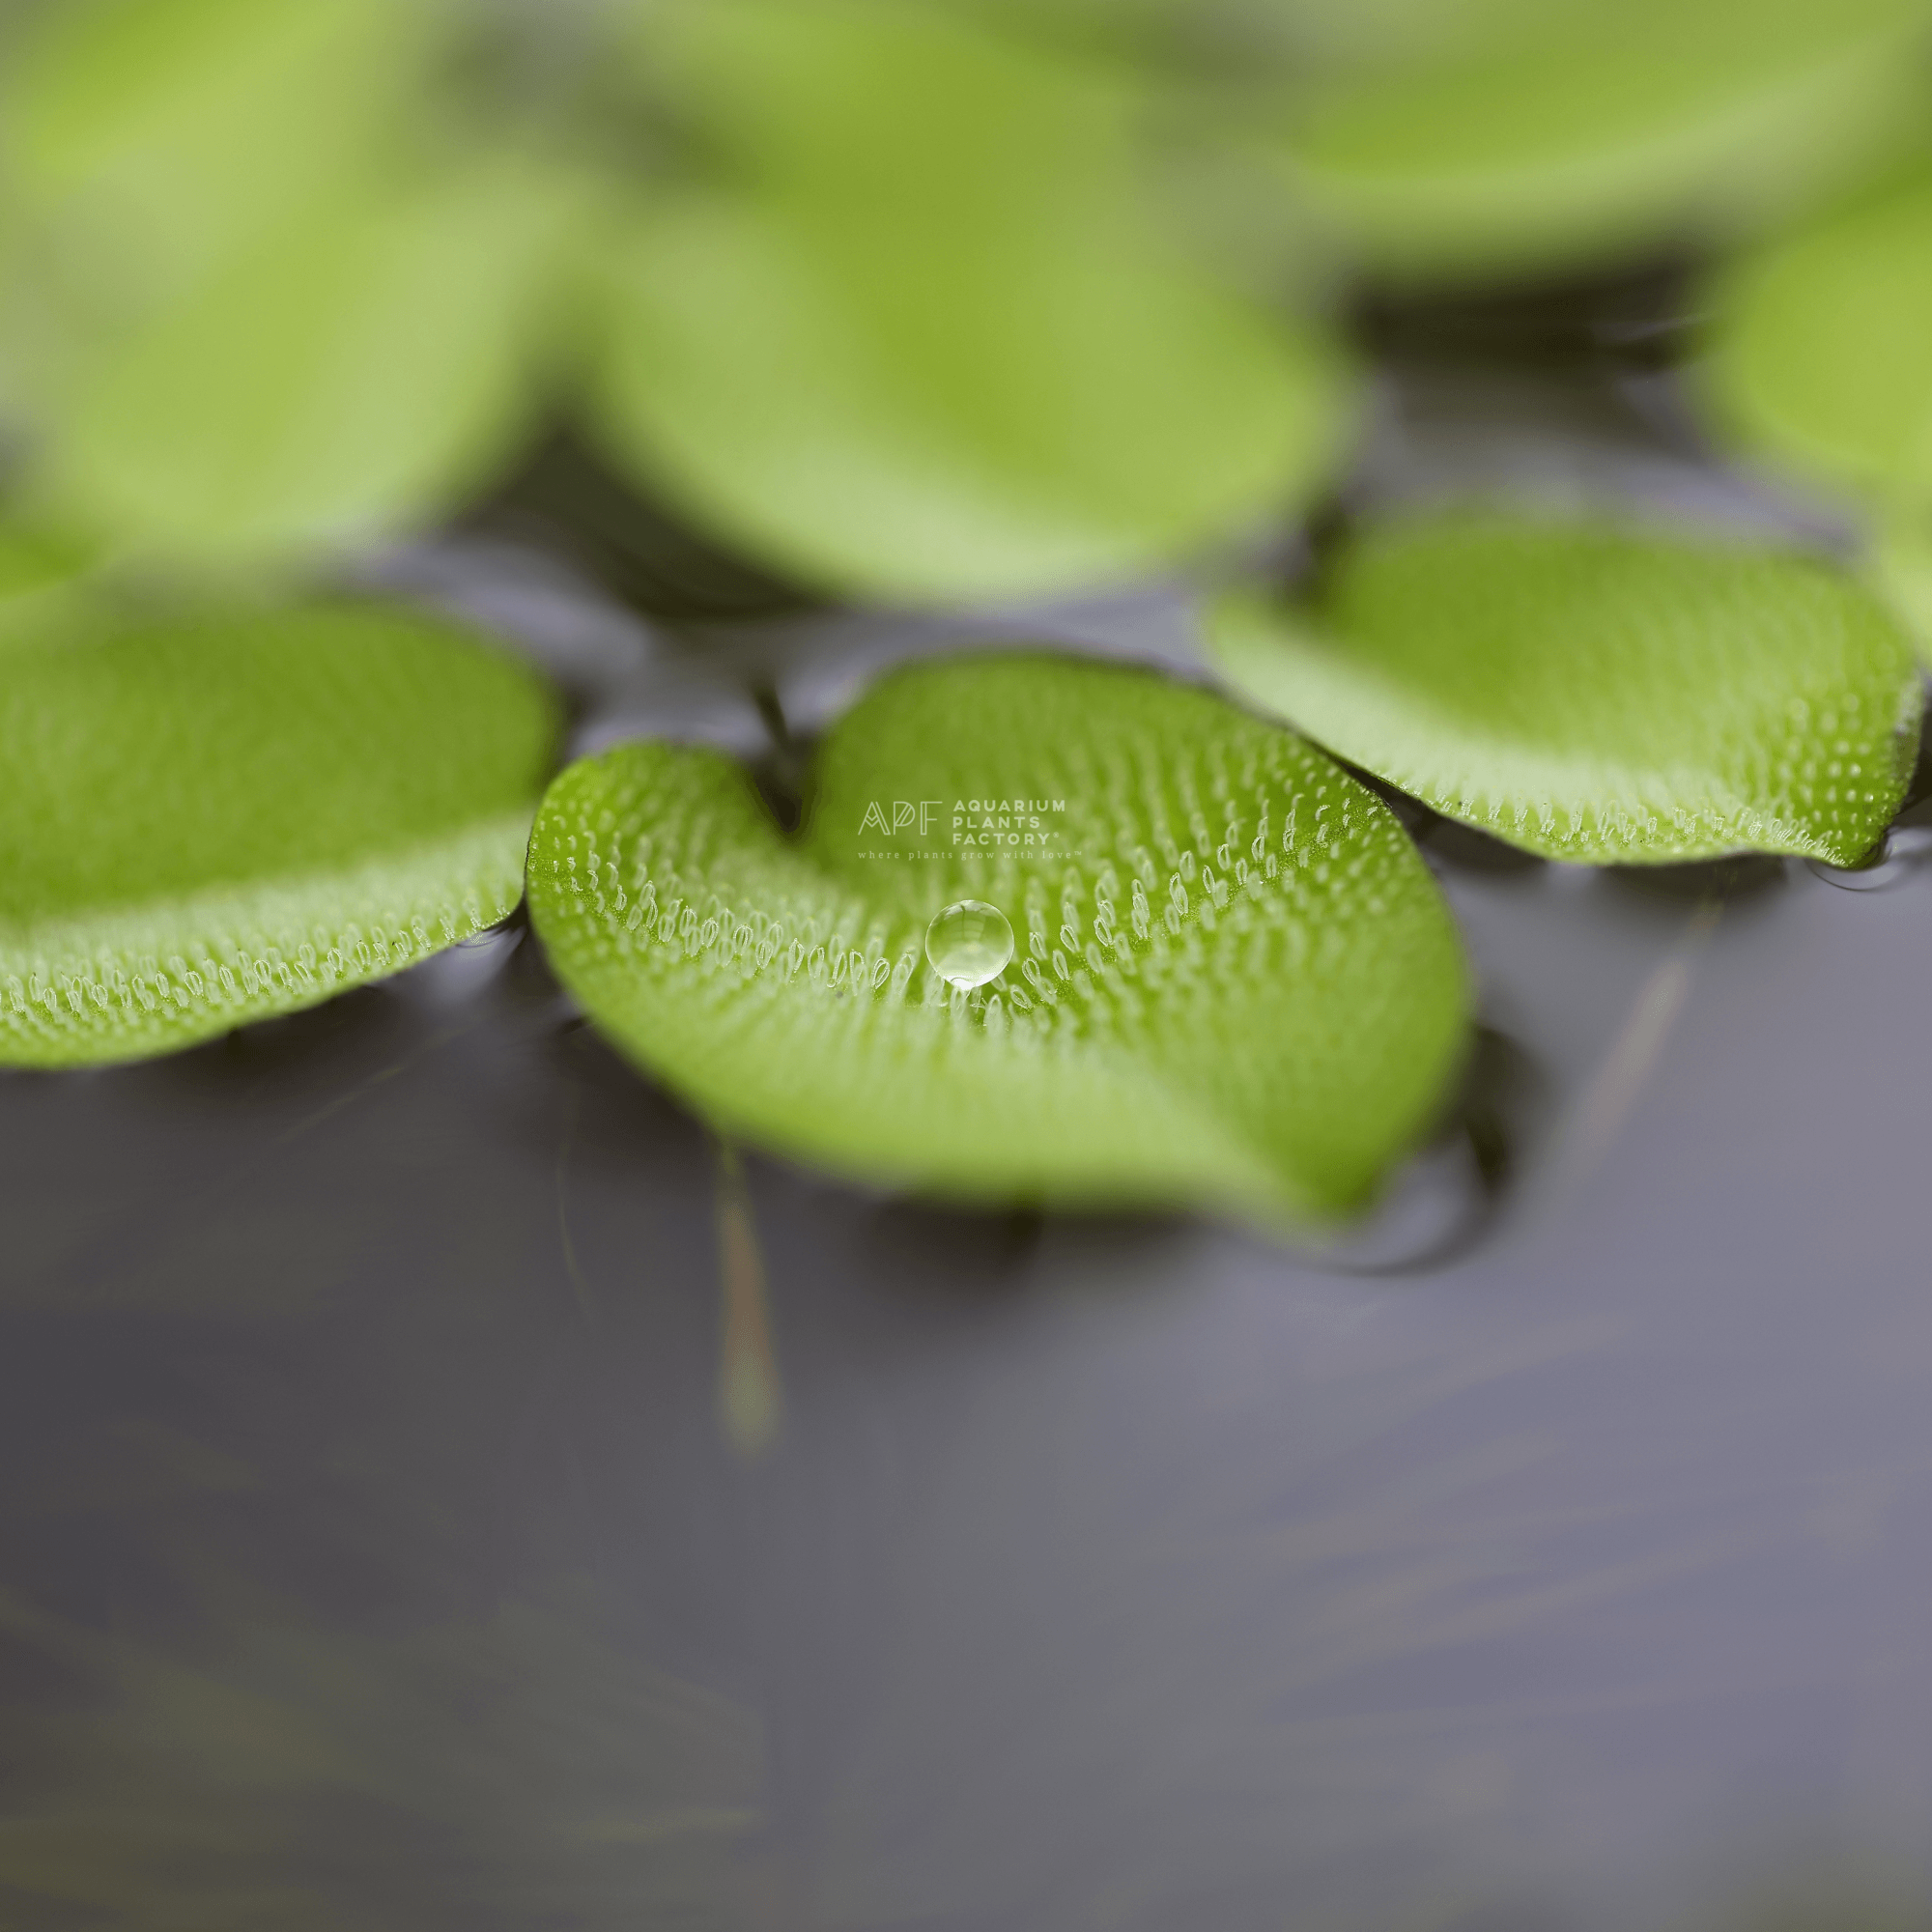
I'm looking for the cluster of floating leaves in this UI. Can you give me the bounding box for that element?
[0,0,1350,602]
[8,0,1929,604]
[2,497,1924,1228]
[6,0,1932,1227]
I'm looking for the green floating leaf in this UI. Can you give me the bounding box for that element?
[0,603,559,1067]
[0,0,432,312]
[0,522,94,618]
[1876,515,1932,657]
[1,0,583,560]
[527,654,1467,1229]
[1274,0,1932,282]
[35,165,575,559]
[1211,513,1922,866]
[588,0,1354,604]
[1702,158,1932,510]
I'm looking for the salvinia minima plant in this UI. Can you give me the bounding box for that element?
[2,505,1919,1235]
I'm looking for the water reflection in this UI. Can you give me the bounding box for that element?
[11,494,1932,1922]
[0,1586,763,1930]
[8,814,1932,1921]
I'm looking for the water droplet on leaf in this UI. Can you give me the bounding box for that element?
[924,899,1014,989]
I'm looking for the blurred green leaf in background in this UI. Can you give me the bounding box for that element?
[584,0,1355,605]
[1264,0,1932,284]
[0,0,589,565]
[1704,156,1932,508]
[0,0,1360,599]
[1700,153,1932,653]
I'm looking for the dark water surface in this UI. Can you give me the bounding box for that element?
[7,387,1932,1930]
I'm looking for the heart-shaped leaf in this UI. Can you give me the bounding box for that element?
[0,602,559,1067]
[526,654,1468,1228]
[1701,157,1932,511]
[1210,512,1921,865]
[1274,0,1931,282]
[586,0,1354,604]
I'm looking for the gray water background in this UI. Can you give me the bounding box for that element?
[4,346,1932,1930]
